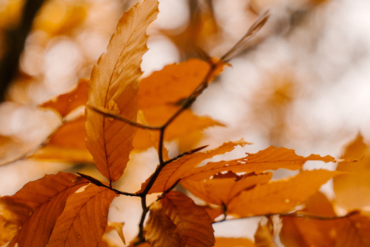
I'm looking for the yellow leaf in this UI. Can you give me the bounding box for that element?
[227,170,340,216]
[85,0,159,183]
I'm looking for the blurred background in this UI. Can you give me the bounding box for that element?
[0,0,370,245]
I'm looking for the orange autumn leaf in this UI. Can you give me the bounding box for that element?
[40,78,88,117]
[133,59,225,150]
[184,146,337,181]
[333,134,370,211]
[182,172,272,206]
[145,201,181,247]
[281,210,370,247]
[2,173,88,247]
[32,116,93,163]
[161,191,215,247]
[227,170,340,216]
[46,184,117,246]
[136,139,249,194]
[214,237,255,247]
[85,0,159,183]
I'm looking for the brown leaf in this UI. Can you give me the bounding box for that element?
[184,146,337,181]
[145,201,181,247]
[85,0,159,183]
[136,139,249,194]
[280,212,370,247]
[46,184,117,246]
[214,237,255,247]
[227,170,340,216]
[2,172,88,247]
[333,134,370,211]
[40,78,88,117]
[160,191,215,247]
[182,172,272,206]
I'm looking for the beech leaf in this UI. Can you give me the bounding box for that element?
[184,146,337,181]
[145,201,180,247]
[85,0,159,183]
[136,139,249,194]
[160,191,215,247]
[182,172,272,206]
[46,184,117,247]
[2,172,88,247]
[227,170,340,216]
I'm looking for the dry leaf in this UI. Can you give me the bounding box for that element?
[105,222,125,245]
[85,0,159,183]
[40,78,88,117]
[145,201,180,247]
[136,139,249,194]
[46,184,117,246]
[227,170,340,216]
[2,173,88,247]
[182,172,272,206]
[333,134,370,211]
[184,146,337,181]
[160,191,215,247]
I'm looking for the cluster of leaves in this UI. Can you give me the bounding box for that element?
[1,0,370,246]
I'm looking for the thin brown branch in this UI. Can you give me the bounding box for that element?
[87,104,161,130]
[221,10,270,62]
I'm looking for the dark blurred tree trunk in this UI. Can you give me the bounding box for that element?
[0,0,45,102]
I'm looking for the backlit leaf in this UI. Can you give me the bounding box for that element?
[40,78,88,117]
[46,184,117,247]
[85,0,159,183]
[136,139,249,194]
[2,172,88,247]
[254,222,275,247]
[333,134,370,211]
[161,191,215,247]
[184,146,337,181]
[145,201,180,247]
[227,170,340,216]
[182,172,272,206]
